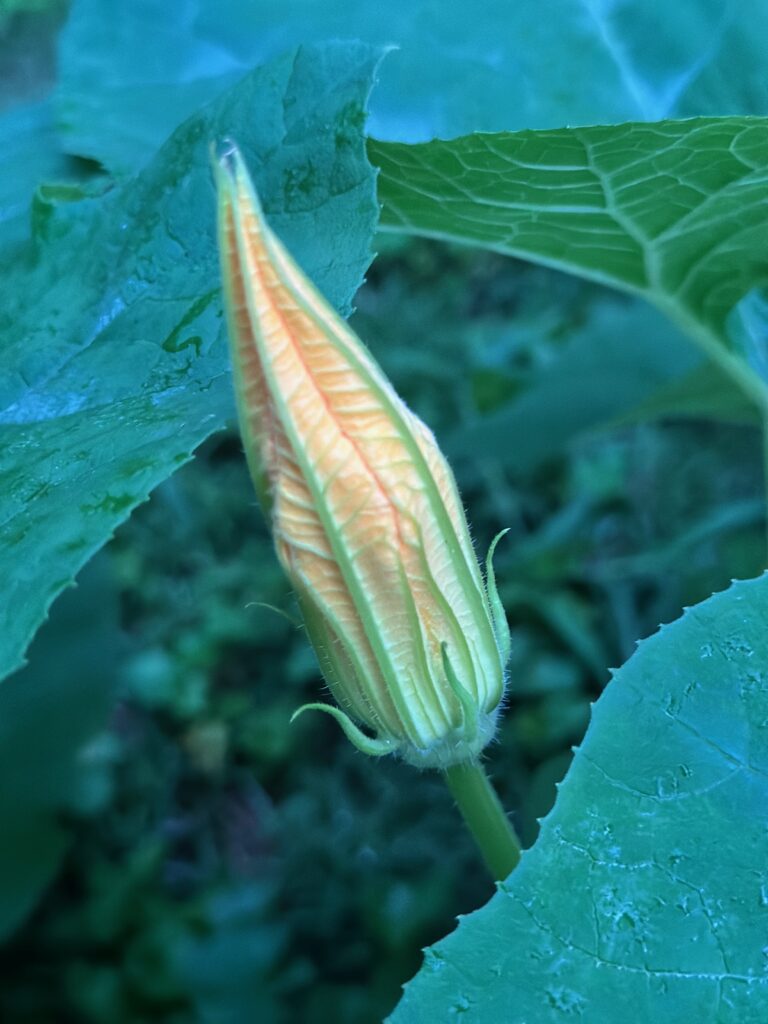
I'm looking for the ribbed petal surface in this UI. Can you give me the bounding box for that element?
[216,143,506,760]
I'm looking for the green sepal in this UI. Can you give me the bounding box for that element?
[290,703,398,758]
[441,643,479,744]
[244,601,302,630]
[485,529,511,667]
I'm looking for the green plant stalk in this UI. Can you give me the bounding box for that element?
[443,760,521,880]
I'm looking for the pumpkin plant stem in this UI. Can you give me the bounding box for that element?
[442,760,521,880]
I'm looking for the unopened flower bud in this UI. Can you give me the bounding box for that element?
[214,141,510,768]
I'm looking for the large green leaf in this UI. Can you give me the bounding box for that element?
[0,99,76,249]
[0,41,381,683]
[372,118,768,407]
[56,0,768,176]
[0,554,120,940]
[448,297,700,471]
[392,574,768,1023]
[619,361,759,426]
[0,6,80,249]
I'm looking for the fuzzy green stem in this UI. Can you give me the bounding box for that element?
[443,760,521,880]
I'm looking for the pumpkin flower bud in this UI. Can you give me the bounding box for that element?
[214,141,510,769]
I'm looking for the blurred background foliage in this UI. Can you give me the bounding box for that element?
[1,3,765,1023]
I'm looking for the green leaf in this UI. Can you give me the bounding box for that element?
[172,884,287,1023]
[0,99,76,250]
[619,360,760,426]
[728,286,768,386]
[392,573,768,1023]
[372,118,768,406]
[450,298,701,471]
[55,0,244,176]
[0,41,381,683]
[56,0,768,176]
[0,554,120,939]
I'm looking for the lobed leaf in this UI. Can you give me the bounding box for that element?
[372,118,768,405]
[392,574,768,1023]
[0,41,381,683]
[56,0,768,175]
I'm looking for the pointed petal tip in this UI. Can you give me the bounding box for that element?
[212,136,241,175]
[211,138,249,201]
[211,137,266,221]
